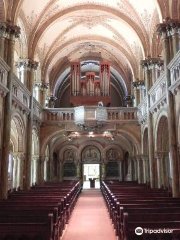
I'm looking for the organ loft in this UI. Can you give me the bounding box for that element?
[70,62,111,106]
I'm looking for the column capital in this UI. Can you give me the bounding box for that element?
[136,155,142,161]
[6,24,21,39]
[156,18,180,38]
[0,21,21,40]
[16,59,38,70]
[34,82,49,91]
[123,95,134,107]
[0,22,8,37]
[141,58,163,70]
[168,19,180,37]
[132,80,145,88]
[155,151,168,159]
[141,154,149,161]
[48,95,57,108]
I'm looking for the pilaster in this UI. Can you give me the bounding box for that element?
[141,59,155,188]
[25,60,38,190]
[157,20,180,197]
[0,22,20,199]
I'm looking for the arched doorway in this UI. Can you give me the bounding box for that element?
[81,146,101,188]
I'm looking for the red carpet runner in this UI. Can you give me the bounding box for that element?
[62,189,117,240]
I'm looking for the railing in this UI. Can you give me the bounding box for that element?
[12,75,31,114]
[43,107,138,123]
[33,98,43,122]
[0,57,9,96]
[148,73,166,113]
[168,49,180,95]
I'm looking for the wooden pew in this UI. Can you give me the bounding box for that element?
[0,181,82,240]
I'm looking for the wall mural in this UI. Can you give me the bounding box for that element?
[64,149,74,161]
[81,146,101,162]
[106,148,117,161]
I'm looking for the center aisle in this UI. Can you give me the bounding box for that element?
[62,189,117,240]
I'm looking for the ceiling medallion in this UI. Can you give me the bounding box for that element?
[68,12,110,29]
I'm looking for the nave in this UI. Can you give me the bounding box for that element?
[0,180,180,240]
[62,189,116,240]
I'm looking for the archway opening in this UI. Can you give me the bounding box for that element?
[83,164,100,189]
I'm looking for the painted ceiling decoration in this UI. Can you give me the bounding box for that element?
[4,0,175,96]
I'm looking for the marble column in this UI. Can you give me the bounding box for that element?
[131,157,137,181]
[157,21,180,197]
[124,95,134,107]
[142,155,149,184]
[25,60,38,190]
[148,58,164,85]
[59,159,63,182]
[35,82,48,107]
[119,159,123,181]
[141,59,155,188]
[18,153,25,190]
[12,154,17,189]
[155,151,167,188]
[48,95,57,108]
[132,84,139,107]
[0,23,7,59]
[168,19,180,57]
[136,155,143,184]
[38,156,44,185]
[128,157,133,181]
[0,23,20,199]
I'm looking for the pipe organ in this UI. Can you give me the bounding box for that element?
[70,61,111,106]
[71,62,81,97]
[100,62,110,96]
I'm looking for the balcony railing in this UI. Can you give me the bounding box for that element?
[12,75,31,114]
[148,73,166,113]
[43,107,138,123]
[168,49,180,95]
[0,57,9,97]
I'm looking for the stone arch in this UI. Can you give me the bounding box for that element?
[40,129,66,156]
[116,129,141,154]
[154,110,168,151]
[156,115,169,152]
[81,145,101,163]
[59,145,78,162]
[11,112,25,152]
[104,144,123,162]
[78,140,105,160]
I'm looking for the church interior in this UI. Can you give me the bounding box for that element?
[0,0,180,239]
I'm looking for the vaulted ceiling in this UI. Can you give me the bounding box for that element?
[1,0,179,94]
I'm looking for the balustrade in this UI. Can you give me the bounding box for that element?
[168,49,180,94]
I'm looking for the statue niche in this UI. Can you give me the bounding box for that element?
[82,146,100,163]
